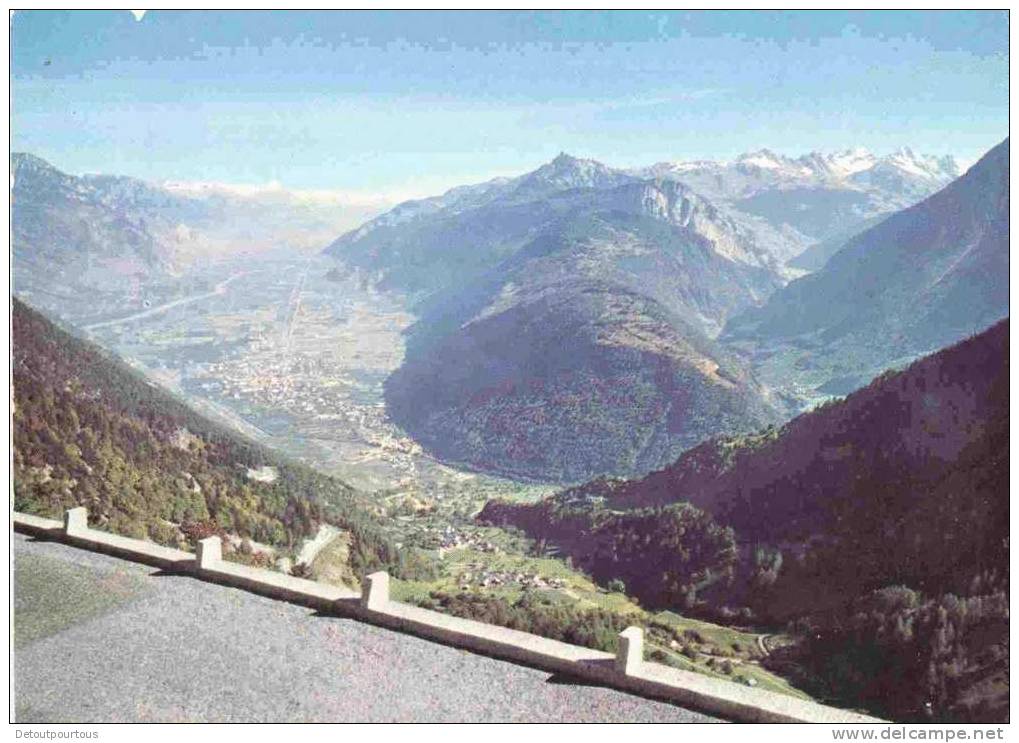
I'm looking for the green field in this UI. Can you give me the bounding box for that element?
[392,544,644,613]
[390,541,809,700]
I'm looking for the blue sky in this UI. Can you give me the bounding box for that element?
[11,10,1009,199]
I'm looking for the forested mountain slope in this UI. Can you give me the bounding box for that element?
[11,298,398,572]
[383,203,785,482]
[480,320,1008,721]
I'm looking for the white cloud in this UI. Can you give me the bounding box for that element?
[159,167,527,209]
[160,178,401,208]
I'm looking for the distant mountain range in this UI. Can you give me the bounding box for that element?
[643,147,960,265]
[11,152,383,322]
[327,146,959,288]
[724,138,1008,399]
[352,156,794,481]
[325,144,977,482]
[646,146,959,203]
[327,153,784,300]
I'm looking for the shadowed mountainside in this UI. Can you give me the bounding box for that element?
[724,139,1009,398]
[480,320,1008,722]
[381,202,787,482]
[330,155,794,482]
[482,318,1007,605]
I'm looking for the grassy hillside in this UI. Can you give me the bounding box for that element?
[11,297,398,573]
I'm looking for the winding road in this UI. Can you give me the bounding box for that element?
[83,271,251,332]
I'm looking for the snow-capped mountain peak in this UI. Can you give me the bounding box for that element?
[736,149,789,170]
[819,148,878,177]
[528,152,627,184]
[883,147,959,180]
[650,146,958,194]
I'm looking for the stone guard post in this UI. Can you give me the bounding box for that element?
[64,507,88,537]
[616,626,644,676]
[196,536,222,570]
[362,571,390,610]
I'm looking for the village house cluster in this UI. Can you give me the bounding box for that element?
[458,565,569,592]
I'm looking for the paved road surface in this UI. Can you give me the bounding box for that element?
[12,534,719,723]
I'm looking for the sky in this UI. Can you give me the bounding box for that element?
[10,10,1010,202]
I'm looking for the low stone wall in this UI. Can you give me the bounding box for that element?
[12,508,883,724]
[196,535,358,611]
[11,512,64,539]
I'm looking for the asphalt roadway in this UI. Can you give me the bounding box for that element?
[12,533,719,723]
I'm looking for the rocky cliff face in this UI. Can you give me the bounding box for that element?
[642,146,960,265]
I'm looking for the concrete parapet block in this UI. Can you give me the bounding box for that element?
[64,507,88,536]
[616,626,644,676]
[196,536,222,570]
[13,512,64,538]
[12,509,887,723]
[362,571,390,610]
